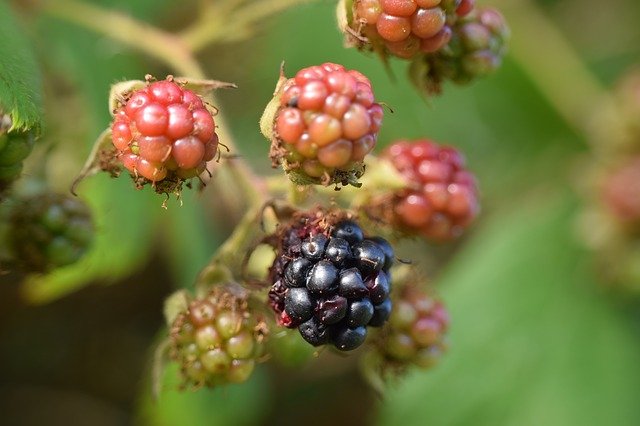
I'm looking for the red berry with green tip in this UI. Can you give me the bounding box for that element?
[267,63,382,186]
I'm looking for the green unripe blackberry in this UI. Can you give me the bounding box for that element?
[169,285,268,388]
[6,191,94,273]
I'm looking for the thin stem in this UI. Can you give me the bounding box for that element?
[181,0,315,52]
[494,0,613,136]
[41,0,204,78]
[196,205,264,290]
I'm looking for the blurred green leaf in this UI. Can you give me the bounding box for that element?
[0,1,43,133]
[377,191,640,426]
[21,176,161,303]
[136,363,271,426]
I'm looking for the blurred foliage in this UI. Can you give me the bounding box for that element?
[1,0,640,425]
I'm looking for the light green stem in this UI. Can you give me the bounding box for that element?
[181,0,316,52]
[494,0,613,135]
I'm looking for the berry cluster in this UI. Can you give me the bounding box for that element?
[372,139,479,241]
[377,285,449,369]
[6,191,94,273]
[0,121,35,199]
[601,156,640,225]
[351,0,475,59]
[268,216,395,351]
[110,77,218,188]
[411,6,509,94]
[169,286,267,387]
[268,63,383,186]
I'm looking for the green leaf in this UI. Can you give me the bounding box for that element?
[377,192,640,426]
[0,1,43,133]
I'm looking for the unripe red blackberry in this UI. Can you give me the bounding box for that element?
[169,285,268,388]
[343,0,474,60]
[601,156,640,225]
[267,209,395,351]
[370,139,479,241]
[6,191,94,273]
[261,63,383,187]
[410,6,509,94]
[110,76,218,192]
[0,117,35,199]
[375,284,448,370]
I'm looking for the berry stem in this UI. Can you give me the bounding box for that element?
[492,0,613,137]
[195,205,265,292]
[180,0,318,52]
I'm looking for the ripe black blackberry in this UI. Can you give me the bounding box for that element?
[268,214,395,351]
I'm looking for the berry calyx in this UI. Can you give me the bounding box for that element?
[369,139,479,241]
[110,76,219,193]
[267,209,395,351]
[6,191,94,273]
[169,285,268,388]
[262,63,383,187]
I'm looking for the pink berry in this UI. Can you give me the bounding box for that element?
[173,136,205,169]
[381,0,418,17]
[379,139,480,240]
[148,80,183,105]
[376,13,412,42]
[166,104,194,140]
[109,77,220,187]
[135,103,168,136]
[138,136,172,163]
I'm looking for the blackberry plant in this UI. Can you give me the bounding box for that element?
[8,1,637,426]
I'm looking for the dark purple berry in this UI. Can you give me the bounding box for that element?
[332,220,364,244]
[284,287,314,323]
[369,298,393,327]
[333,326,367,351]
[353,239,385,277]
[367,270,391,304]
[315,294,348,325]
[298,317,332,346]
[301,234,328,261]
[325,237,353,266]
[338,268,369,298]
[285,258,313,287]
[307,260,338,294]
[268,212,396,351]
[368,236,395,271]
[346,298,374,328]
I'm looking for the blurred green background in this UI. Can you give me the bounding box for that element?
[2,0,640,425]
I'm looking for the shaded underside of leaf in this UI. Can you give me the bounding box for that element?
[377,191,640,426]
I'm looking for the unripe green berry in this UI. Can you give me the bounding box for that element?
[169,285,268,388]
